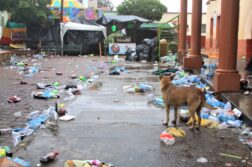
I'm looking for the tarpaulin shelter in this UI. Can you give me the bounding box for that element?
[97,15,150,35]
[26,17,106,55]
[60,18,106,54]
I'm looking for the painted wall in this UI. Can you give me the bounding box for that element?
[205,0,252,61]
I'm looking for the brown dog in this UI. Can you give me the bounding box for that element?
[160,74,214,130]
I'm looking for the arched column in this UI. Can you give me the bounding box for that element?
[214,0,241,92]
[183,0,203,69]
[178,0,188,64]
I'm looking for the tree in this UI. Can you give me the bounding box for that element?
[116,0,167,21]
[0,0,52,24]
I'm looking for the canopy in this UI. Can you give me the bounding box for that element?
[50,0,84,9]
[97,15,150,25]
[140,23,175,29]
[62,22,106,38]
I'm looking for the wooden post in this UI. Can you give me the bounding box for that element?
[99,43,102,57]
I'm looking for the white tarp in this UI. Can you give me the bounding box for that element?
[60,22,107,55]
[62,22,106,38]
[0,11,9,39]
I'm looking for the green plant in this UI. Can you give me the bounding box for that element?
[116,0,167,21]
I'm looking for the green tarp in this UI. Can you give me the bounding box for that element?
[140,23,175,29]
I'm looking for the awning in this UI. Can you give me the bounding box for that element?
[140,23,175,29]
[62,22,106,38]
[97,15,150,25]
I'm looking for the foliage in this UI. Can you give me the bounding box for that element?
[116,0,167,21]
[0,0,52,24]
[98,0,113,8]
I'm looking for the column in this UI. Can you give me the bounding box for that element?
[183,0,203,69]
[214,0,241,92]
[178,0,188,64]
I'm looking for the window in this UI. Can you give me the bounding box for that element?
[201,24,206,34]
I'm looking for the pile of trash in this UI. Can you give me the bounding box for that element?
[200,63,217,79]
[10,55,41,78]
[123,83,153,93]
[125,38,158,62]
[149,69,244,129]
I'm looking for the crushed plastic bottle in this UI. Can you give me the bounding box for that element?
[12,131,21,147]
[40,151,59,165]
[227,120,243,128]
[27,111,42,120]
[160,131,175,145]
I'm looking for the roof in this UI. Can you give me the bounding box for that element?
[97,15,150,25]
[62,22,107,38]
[140,23,175,29]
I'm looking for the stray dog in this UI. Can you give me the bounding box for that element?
[160,74,214,130]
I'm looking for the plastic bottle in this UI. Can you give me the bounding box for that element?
[200,67,205,77]
[40,151,59,164]
[227,120,242,128]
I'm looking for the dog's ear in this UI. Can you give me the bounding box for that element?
[170,73,176,81]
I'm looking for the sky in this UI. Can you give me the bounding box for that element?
[110,0,208,13]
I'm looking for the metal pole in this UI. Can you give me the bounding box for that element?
[61,0,64,56]
[61,0,64,22]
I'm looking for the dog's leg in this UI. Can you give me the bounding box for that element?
[163,105,170,126]
[196,105,202,131]
[190,111,196,131]
[172,106,178,125]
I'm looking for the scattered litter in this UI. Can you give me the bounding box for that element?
[187,115,219,128]
[14,112,22,118]
[220,153,243,159]
[13,157,31,167]
[59,115,75,121]
[166,128,186,137]
[32,88,59,100]
[0,149,6,157]
[0,157,24,167]
[20,81,27,85]
[8,95,21,103]
[109,66,127,75]
[197,157,208,163]
[64,160,113,167]
[40,151,59,165]
[123,83,153,93]
[56,72,63,75]
[36,83,51,89]
[71,75,77,79]
[225,163,233,167]
[218,122,230,129]
[65,84,77,90]
[160,131,175,145]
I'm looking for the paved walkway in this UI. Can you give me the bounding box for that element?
[4,56,249,167]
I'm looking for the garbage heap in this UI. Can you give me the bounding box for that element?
[125,38,158,62]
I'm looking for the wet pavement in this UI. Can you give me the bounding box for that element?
[1,56,249,167]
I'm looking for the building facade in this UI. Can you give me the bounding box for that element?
[205,0,252,62]
[160,12,207,49]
